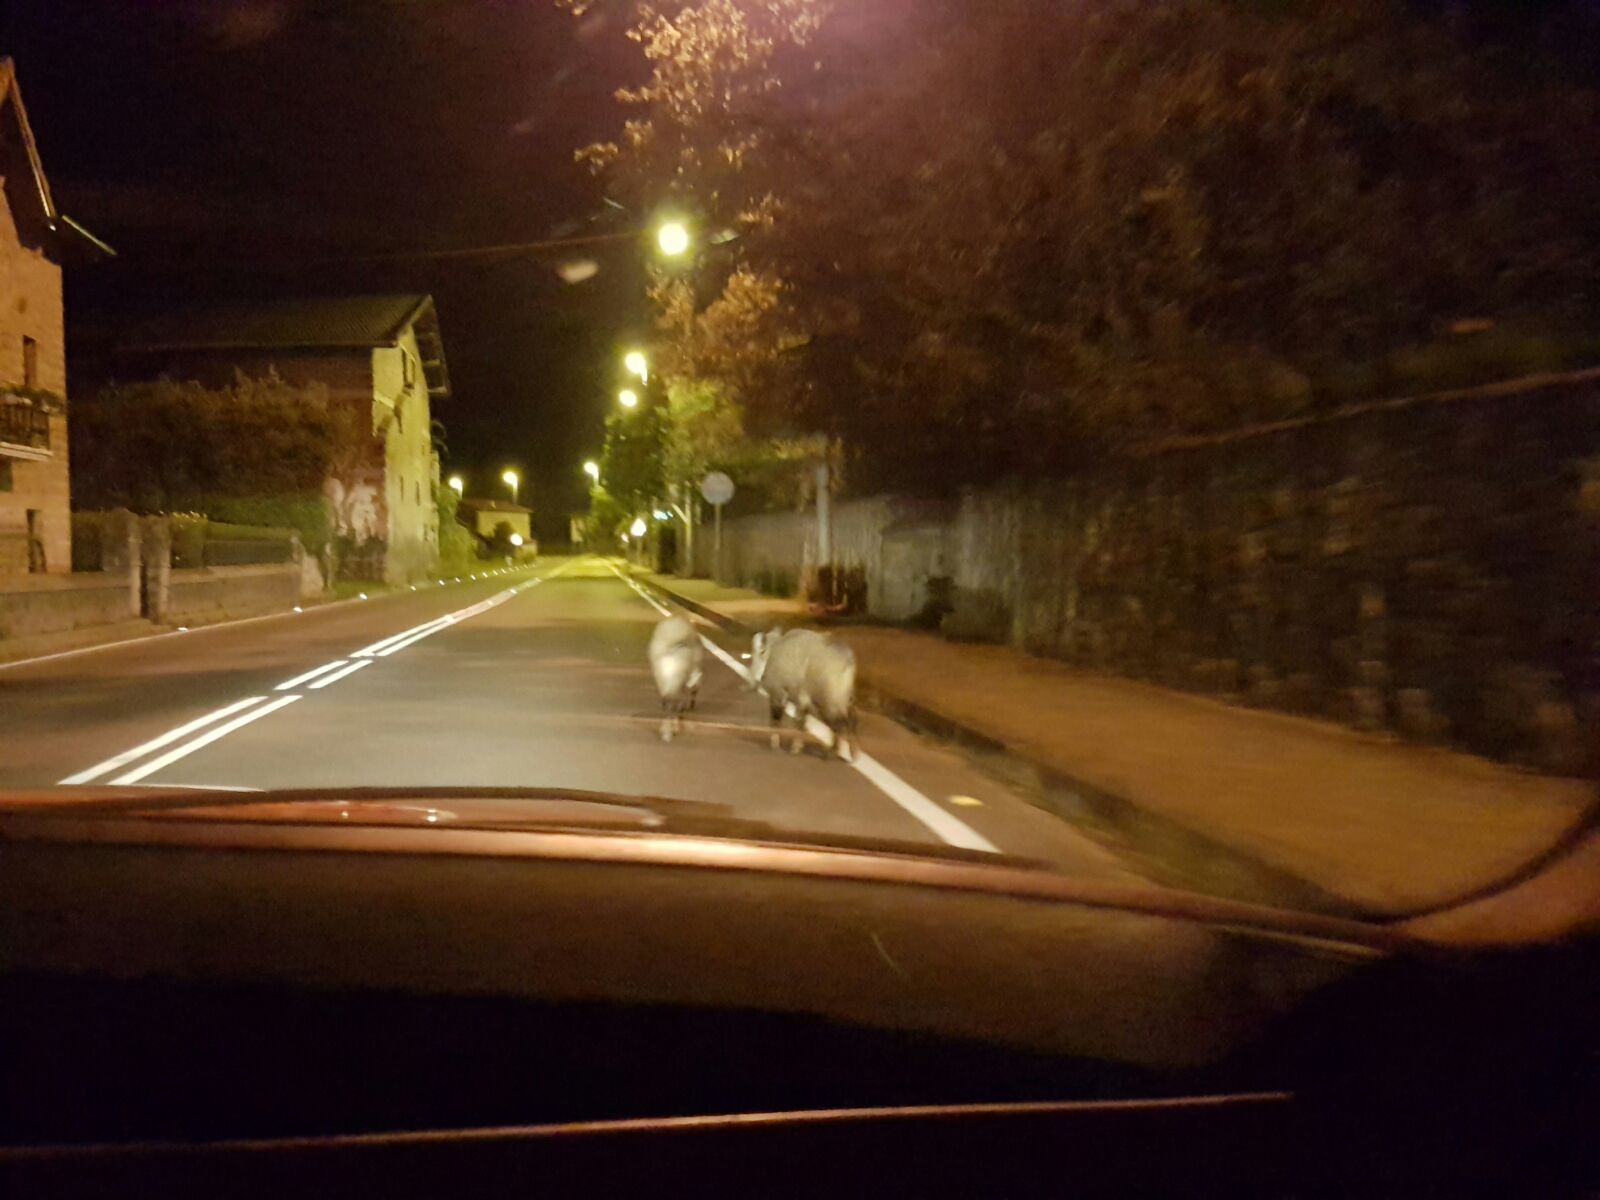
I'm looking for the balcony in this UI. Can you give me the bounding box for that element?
[0,395,53,461]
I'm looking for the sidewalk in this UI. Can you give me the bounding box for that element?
[637,571,1593,918]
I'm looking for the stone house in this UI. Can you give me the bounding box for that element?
[457,498,533,545]
[112,294,451,584]
[0,58,112,575]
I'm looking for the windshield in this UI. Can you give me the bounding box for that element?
[3,6,1598,926]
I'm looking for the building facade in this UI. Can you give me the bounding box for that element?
[458,498,533,545]
[112,294,451,584]
[0,59,110,575]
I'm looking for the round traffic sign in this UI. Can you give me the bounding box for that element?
[700,471,735,506]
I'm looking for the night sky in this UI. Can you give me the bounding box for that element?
[3,0,650,537]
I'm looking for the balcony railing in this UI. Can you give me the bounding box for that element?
[0,397,52,457]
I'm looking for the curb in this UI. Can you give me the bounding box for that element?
[630,569,1364,919]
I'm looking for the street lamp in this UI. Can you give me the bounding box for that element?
[619,387,639,409]
[656,220,691,258]
[502,469,519,505]
[509,533,524,548]
[583,460,600,481]
[447,475,464,496]
[630,516,648,538]
[624,350,648,383]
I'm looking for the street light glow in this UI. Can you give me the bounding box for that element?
[656,220,691,257]
[630,517,648,537]
[502,468,519,505]
[509,533,524,547]
[624,350,648,381]
[583,460,600,480]
[447,474,464,495]
[619,388,639,409]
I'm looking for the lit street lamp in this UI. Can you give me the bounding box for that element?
[630,516,648,538]
[656,220,691,258]
[624,350,648,383]
[583,460,600,481]
[509,533,524,547]
[619,388,639,409]
[447,475,464,496]
[502,468,519,505]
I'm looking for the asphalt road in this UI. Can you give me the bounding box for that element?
[0,556,1130,874]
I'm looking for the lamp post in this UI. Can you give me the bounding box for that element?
[618,388,639,410]
[656,220,691,258]
[583,460,600,482]
[502,469,519,506]
[447,475,464,497]
[624,350,648,384]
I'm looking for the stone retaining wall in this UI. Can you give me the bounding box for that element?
[710,372,1600,772]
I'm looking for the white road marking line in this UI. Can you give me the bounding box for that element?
[307,660,373,689]
[375,617,458,657]
[601,560,1000,853]
[57,696,271,785]
[275,660,352,690]
[353,617,453,657]
[354,558,577,658]
[52,560,575,791]
[110,695,304,785]
[846,750,999,852]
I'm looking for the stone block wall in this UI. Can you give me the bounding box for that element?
[712,373,1600,772]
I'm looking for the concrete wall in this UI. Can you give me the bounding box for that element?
[0,570,137,638]
[710,374,1600,772]
[700,495,951,619]
[0,178,70,576]
[161,563,302,625]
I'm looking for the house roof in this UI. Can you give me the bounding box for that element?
[117,294,438,352]
[459,498,533,515]
[0,58,114,261]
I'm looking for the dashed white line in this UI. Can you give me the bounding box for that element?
[601,559,999,853]
[275,660,352,690]
[57,696,271,786]
[353,617,453,658]
[54,560,577,791]
[110,695,304,786]
[307,659,373,689]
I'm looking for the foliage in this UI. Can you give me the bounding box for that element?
[585,484,630,544]
[71,372,367,512]
[435,482,480,572]
[487,520,519,558]
[184,493,332,559]
[570,0,1600,489]
[596,404,667,514]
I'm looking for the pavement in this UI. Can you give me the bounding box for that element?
[629,569,1596,919]
[0,556,1134,880]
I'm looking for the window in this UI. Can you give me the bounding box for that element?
[402,352,416,389]
[0,461,12,492]
[23,336,38,388]
[414,481,421,505]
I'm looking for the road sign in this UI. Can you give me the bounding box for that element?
[700,471,734,506]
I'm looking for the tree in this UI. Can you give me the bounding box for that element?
[568,0,1600,490]
[487,520,518,558]
[71,371,366,511]
[596,403,667,516]
[435,480,479,572]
